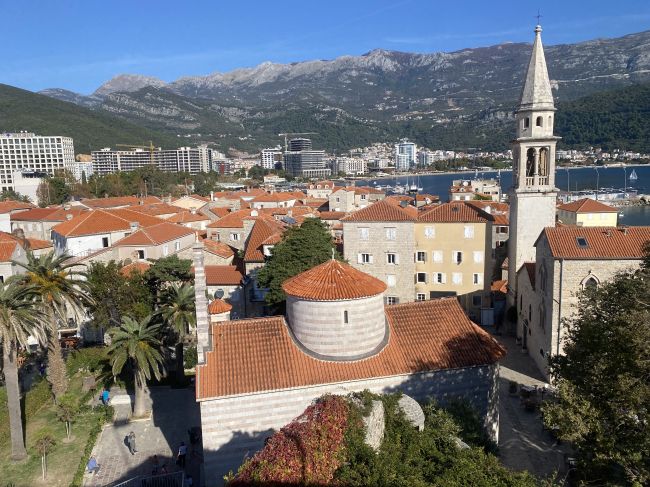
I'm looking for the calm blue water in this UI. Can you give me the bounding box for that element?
[355,165,650,226]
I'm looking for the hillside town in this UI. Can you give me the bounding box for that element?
[1,15,650,487]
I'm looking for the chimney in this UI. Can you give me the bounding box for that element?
[192,239,210,364]
[63,204,71,210]
[210,191,214,202]
[66,214,73,221]
[190,208,197,215]
[130,221,139,232]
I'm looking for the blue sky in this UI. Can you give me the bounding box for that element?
[3,0,649,94]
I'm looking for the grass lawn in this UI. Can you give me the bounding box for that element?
[0,374,108,487]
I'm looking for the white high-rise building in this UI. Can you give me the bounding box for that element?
[66,160,94,181]
[0,132,74,191]
[91,146,209,175]
[260,147,282,170]
[394,141,416,171]
[507,24,559,307]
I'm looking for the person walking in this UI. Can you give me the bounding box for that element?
[177,441,187,468]
[101,388,110,405]
[127,431,137,455]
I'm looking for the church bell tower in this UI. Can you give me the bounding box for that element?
[508,24,560,307]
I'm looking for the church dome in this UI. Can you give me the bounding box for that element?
[208,298,232,314]
[283,259,387,361]
[282,259,387,301]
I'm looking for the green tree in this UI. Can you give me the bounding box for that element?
[107,315,165,417]
[144,255,193,298]
[0,189,32,203]
[56,394,79,440]
[0,283,46,460]
[36,176,71,206]
[86,261,154,330]
[14,251,91,401]
[158,284,196,382]
[257,219,336,308]
[542,246,650,485]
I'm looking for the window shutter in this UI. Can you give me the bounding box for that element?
[357,253,363,264]
[369,254,374,264]
[395,253,400,265]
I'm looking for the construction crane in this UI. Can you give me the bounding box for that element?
[278,132,318,152]
[115,141,157,167]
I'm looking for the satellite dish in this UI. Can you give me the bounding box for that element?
[214,289,225,299]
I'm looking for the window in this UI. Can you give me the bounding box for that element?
[358,253,372,264]
[230,232,240,241]
[137,249,145,259]
[387,253,397,265]
[416,251,426,263]
[584,276,598,290]
[385,227,397,240]
[464,225,475,239]
[433,272,446,284]
[536,116,543,127]
[359,227,370,240]
[576,237,588,248]
[386,274,396,287]
[473,251,484,263]
[102,237,109,248]
[416,293,426,301]
[416,272,427,283]
[386,296,399,305]
[452,273,462,285]
[497,226,509,234]
[343,310,349,324]
[453,251,463,264]
[472,295,482,307]
[424,226,435,239]
[473,273,483,285]
[524,117,530,128]
[432,250,443,263]
[175,241,181,251]
[163,244,169,256]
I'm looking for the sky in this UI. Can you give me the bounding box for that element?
[2,0,650,94]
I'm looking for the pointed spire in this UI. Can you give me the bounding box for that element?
[518,24,554,111]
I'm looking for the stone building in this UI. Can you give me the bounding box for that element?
[518,226,650,379]
[507,24,559,309]
[192,257,505,484]
[342,200,417,304]
[556,198,618,227]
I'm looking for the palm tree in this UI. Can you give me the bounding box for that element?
[0,283,46,460]
[158,284,195,382]
[14,250,91,400]
[107,315,165,417]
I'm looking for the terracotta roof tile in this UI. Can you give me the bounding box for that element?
[282,260,387,301]
[12,206,88,222]
[206,209,252,228]
[243,218,285,262]
[0,232,21,261]
[80,196,161,208]
[196,297,505,399]
[26,238,53,250]
[51,209,164,237]
[127,203,182,217]
[120,261,151,277]
[208,299,232,314]
[558,198,618,213]
[115,222,194,246]
[341,200,416,222]
[252,192,298,203]
[167,211,209,223]
[541,226,650,259]
[202,239,235,258]
[418,201,493,223]
[0,200,35,213]
[191,265,243,286]
[318,211,347,220]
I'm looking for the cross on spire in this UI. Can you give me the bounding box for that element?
[535,10,542,25]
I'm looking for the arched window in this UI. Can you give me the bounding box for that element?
[583,277,598,290]
[343,310,349,324]
[526,148,535,177]
[536,116,543,127]
[524,117,530,129]
[539,148,549,177]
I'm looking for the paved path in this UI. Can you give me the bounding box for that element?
[84,386,202,487]
[496,333,570,481]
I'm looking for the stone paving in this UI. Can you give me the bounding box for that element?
[495,333,571,481]
[84,386,201,487]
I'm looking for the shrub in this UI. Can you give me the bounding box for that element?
[184,345,197,369]
[66,347,109,376]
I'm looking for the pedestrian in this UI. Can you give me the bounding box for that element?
[185,474,193,486]
[151,454,160,475]
[39,362,46,377]
[160,463,168,474]
[177,441,187,468]
[86,457,100,474]
[101,388,110,406]
[127,431,137,455]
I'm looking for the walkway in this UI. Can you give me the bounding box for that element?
[496,333,570,481]
[84,386,202,487]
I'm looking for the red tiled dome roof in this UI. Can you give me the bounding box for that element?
[282,259,386,301]
[208,299,232,314]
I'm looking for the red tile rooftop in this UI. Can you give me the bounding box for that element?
[541,226,650,259]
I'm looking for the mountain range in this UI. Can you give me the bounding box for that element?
[20,29,650,154]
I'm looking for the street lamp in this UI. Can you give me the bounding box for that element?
[594,167,600,200]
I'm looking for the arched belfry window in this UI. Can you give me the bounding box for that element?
[536,116,543,127]
[539,148,549,177]
[583,276,599,290]
[526,148,535,177]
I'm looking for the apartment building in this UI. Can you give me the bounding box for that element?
[342,200,417,304]
[0,133,75,191]
[449,179,501,202]
[414,202,493,323]
[260,147,282,170]
[394,141,416,171]
[91,146,210,175]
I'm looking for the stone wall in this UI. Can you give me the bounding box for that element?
[286,293,386,358]
[199,364,499,484]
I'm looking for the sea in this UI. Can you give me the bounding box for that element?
[354,165,650,226]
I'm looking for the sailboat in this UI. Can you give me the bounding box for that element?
[629,169,638,182]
